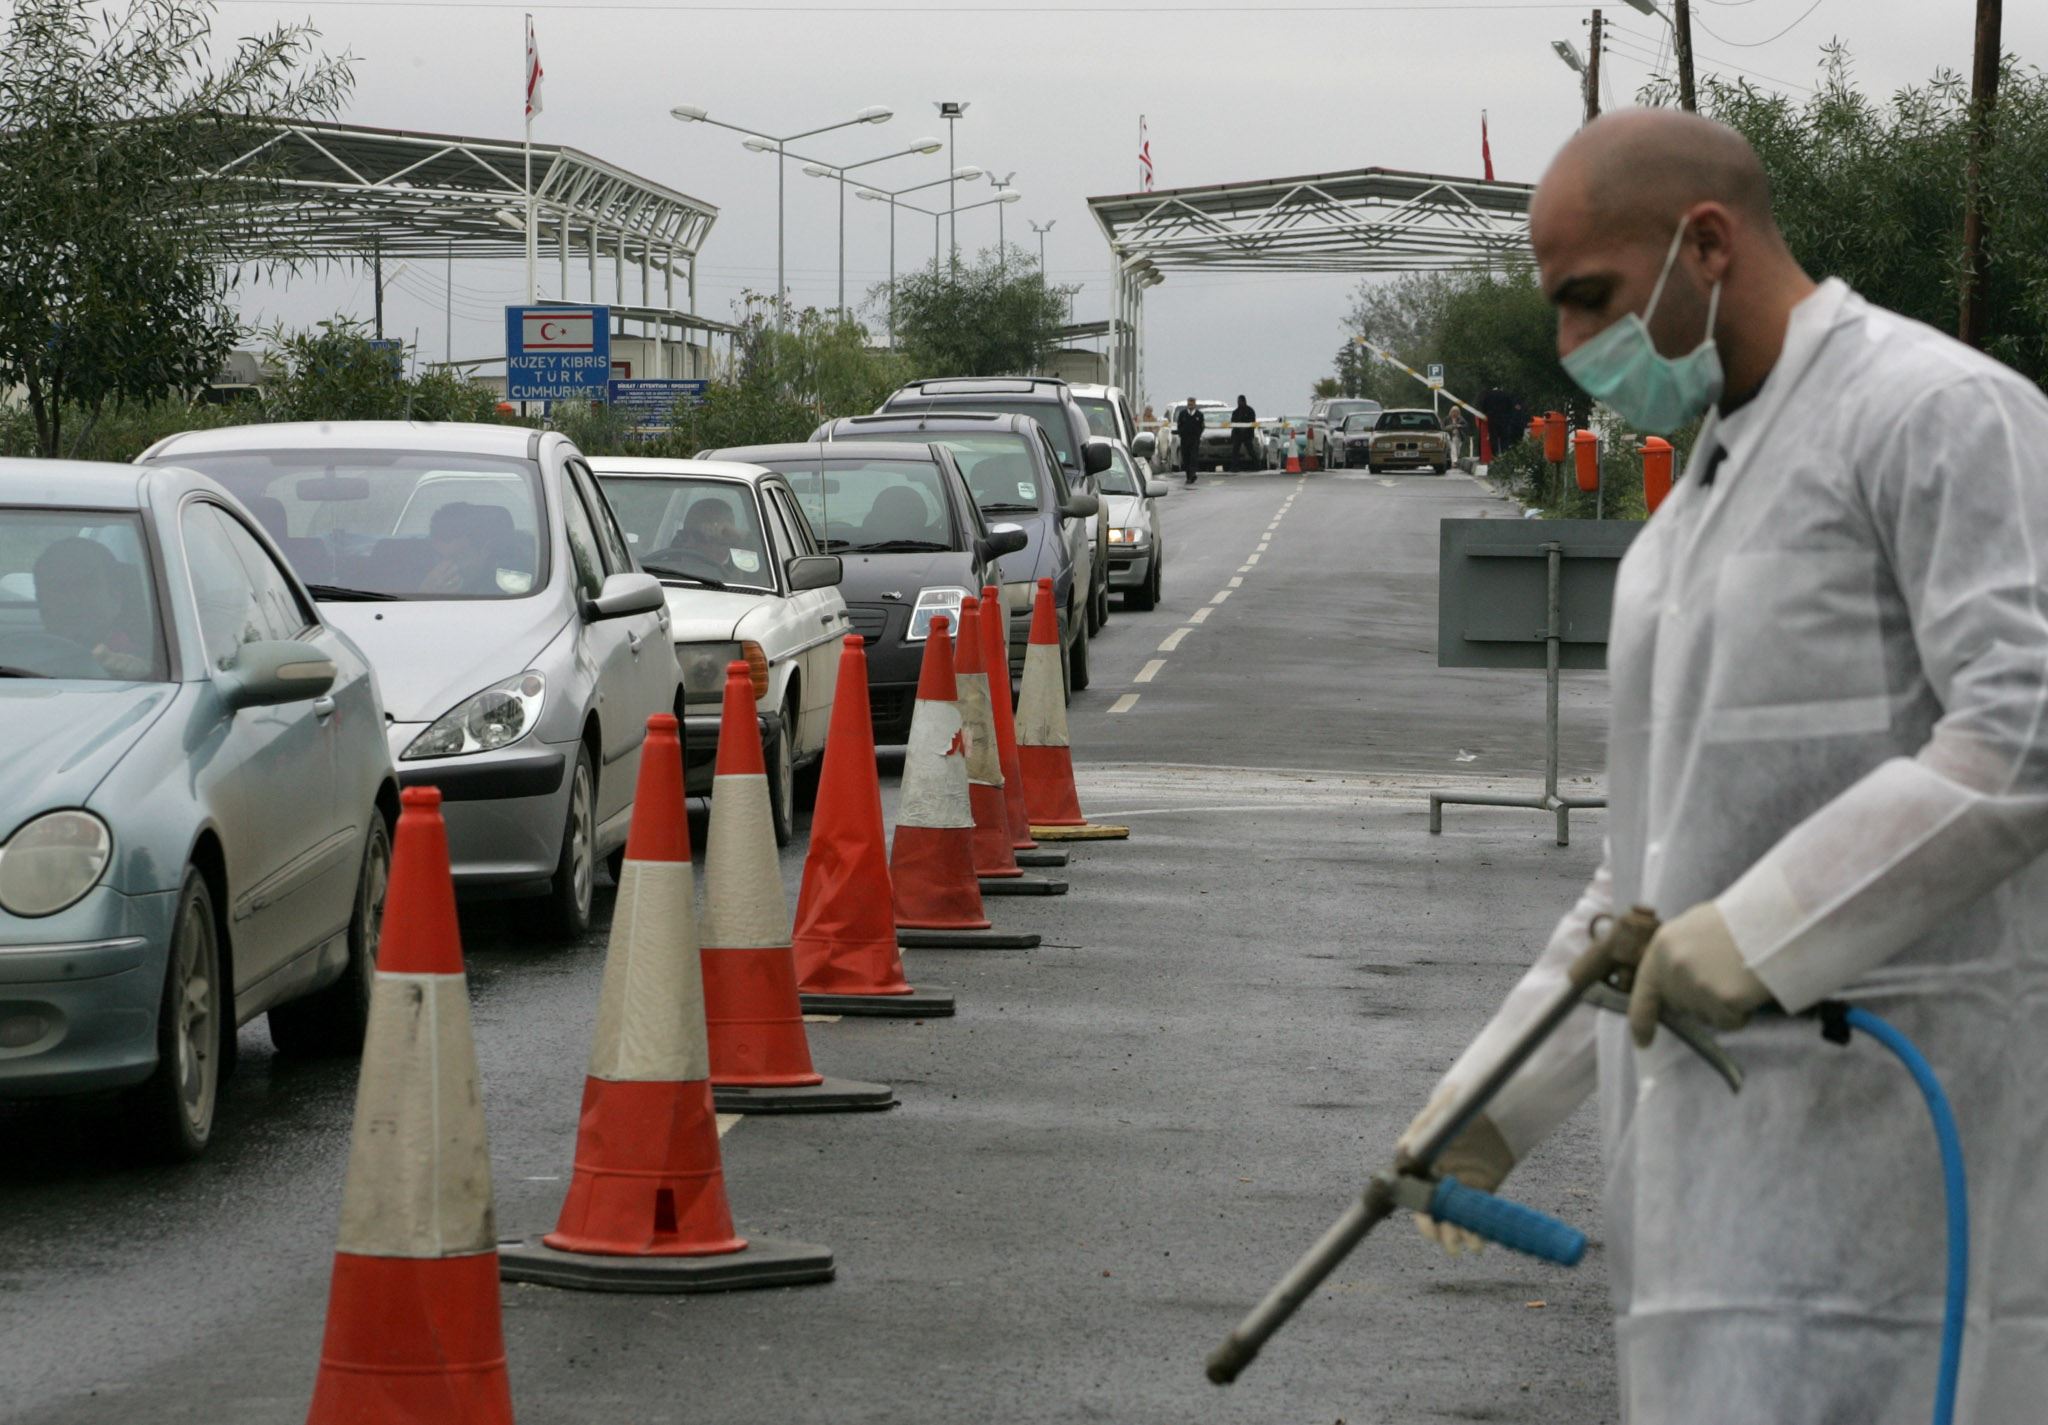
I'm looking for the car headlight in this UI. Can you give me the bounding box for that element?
[677,641,743,703]
[402,672,547,760]
[908,587,969,642]
[0,810,112,917]
[1107,526,1147,546]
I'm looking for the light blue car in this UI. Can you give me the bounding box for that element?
[0,460,397,1159]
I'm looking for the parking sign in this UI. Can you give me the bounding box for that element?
[506,305,612,403]
[1426,362,1445,389]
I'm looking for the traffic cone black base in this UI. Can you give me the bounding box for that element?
[1030,823,1130,842]
[896,927,1040,951]
[978,874,1068,896]
[1015,849,1069,868]
[799,988,956,1017]
[499,1235,834,1293]
[712,1077,896,1114]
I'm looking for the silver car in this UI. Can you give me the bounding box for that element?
[0,459,397,1158]
[141,423,678,937]
[1097,443,1170,610]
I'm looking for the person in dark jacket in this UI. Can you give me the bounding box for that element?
[1229,395,1258,471]
[1174,397,1205,484]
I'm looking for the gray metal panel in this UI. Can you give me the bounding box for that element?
[1437,518,1641,670]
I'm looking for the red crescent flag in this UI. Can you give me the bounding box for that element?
[525,14,544,119]
[1481,109,1494,182]
[1139,115,1153,192]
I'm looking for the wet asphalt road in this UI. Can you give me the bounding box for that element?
[0,464,1618,1424]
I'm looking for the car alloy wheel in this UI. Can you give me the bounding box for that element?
[765,697,797,848]
[268,812,389,1057]
[548,748,596,938]
[136,870,222,1160]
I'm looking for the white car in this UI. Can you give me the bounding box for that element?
[591,458,847,845]
[1098,442,1170,609]
[1067,382,1158,473]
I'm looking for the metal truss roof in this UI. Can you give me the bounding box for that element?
[1088,166,1533,276]
[205,120,718,263]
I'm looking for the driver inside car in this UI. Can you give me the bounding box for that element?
[420,501,506,596]
[33,537,154,679]
[676,499,758,580]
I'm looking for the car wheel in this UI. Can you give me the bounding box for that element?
[546,746,596,939]
[268,813,390,1057]
[1432,462,1449,475]
[1127,557,1158,611]
[606,847,626,885]
[1068,602,1091,692]
[1094,569,1111,631]
[764,698,797,848]
[133,869,223,1161]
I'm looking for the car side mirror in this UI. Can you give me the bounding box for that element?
[1144,480,1171,499]
[219,639,335,710]
[1059,492,1100,521]
[585,570,665,621]
[1131,431,1156,458]
[981,523,1028,558]
[786,554,843,592]
[1082,438,1112,476]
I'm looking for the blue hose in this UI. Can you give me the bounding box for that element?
[1836,1006,1967,1425]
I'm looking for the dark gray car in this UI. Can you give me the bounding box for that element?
[813,412,1099,694]
[704,441,1026,743]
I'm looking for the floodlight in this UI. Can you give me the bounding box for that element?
[742,138,776,153]
[856,105,893,124]
[669,104,707,123]
[1553,40,1585,73]
[909,137,945,154]
[953,165,984,181]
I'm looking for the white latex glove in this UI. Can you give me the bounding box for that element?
[1396,1084,1517,1256]
[1627,901,1771,1048]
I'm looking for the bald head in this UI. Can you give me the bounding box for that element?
[1537,108,1776,243]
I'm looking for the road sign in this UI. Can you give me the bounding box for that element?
[608,378,709,429]
[505,305,611,403]
[1426,362,1445,389]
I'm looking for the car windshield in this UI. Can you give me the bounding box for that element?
[0,508,167,681]
[1095,448,1142,497]
[595,476,775,591]
[842,431,1048,515]
[1075,396,1119,439]
[898,398,1075,468]
[1376,411,1443,432]
[1328,401,1381,423]
[1343,414,1378,432]
[770,458,958,552]
[157,449,546,600]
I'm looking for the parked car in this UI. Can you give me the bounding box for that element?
[815,411,1099,695]
[1098,443,1170,609]
[1331,411,1380,469]
[1268,414,1312,470]
[876,376,1115,636]
[589,458,846,845]
[1067,382,1157,471]
[0,458,399,1158]
[1366,408,1453,474]
[704,441,1026,743]
[1307,397,1383,469]
[139,423,677,937]
[1193,401,1246,471]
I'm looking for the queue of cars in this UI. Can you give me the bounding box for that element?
[0,372,1173,1158]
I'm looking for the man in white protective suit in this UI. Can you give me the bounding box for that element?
[1400,108,2048,1423]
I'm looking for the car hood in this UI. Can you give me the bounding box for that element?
[1104,493,1145,527]
[837,547,982,602]
[0,681,176,821]
[662,584,777,644]
[323,597,571,722]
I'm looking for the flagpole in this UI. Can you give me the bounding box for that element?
[523,12,537,306]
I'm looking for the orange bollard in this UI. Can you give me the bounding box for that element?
[1639,435,1675,513]
[1543,411,1569,464]
[1574,428,1599,492]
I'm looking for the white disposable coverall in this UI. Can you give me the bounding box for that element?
[1426,279,2048,1423]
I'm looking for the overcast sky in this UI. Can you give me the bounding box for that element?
[147,0,2048,412]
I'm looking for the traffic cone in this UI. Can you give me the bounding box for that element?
[792,636,957,1015]
[1285,450,1302,474]
[499,714,835,1292]
[1017,578,1129,841]
[982,583,1067,870]
[702,663,894,1111]
[957,594,1065,897]
[306,786,513,1425]
[892,615,1041,950]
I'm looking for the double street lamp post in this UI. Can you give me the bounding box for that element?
[853,167,985,343]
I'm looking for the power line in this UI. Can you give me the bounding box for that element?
[215,0,1614,10]
[1689,0,1827,47]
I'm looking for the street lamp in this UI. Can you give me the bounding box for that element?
[988,170,1018,266]
[1552,38,1585,72]
[935,100,969,269]
[1619,0,1695,110]
[670,101,894,328]
[1029,217,1056,276]
[889,189,1020,277]
[854,167,985,344]
[795,135,944,320]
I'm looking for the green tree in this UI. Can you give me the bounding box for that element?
[0,0,354,456]
[1341,266,1571,415]
[882,247,1076,377]
[259,320,500,424]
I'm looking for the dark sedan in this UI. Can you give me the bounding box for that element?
[700,441,1024,744]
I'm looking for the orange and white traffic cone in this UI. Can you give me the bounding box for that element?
[499,714,835,1292]
[793,636,957,1015]
[1285,450,1302,474]
[981,583,1067,870]
[957,594,1065,897]
[306,786,513,1425]
[892,614,1041,950]
[1017,578,1129,841]
[702,663,895,1110]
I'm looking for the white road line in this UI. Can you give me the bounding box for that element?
[1245,553,1260,565]
[801,1013,842,1024]
[1159,627,1191,651]
[1228,576,1243,588]
[716,1113,743,1137]
[1211,589,1233,605]
[1238,564,1254,573]
[1135,659,1165,683]
[1189,607,1213,624]
[1110,693,1141,713]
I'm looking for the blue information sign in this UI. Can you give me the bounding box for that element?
[505,306,612,402]
[607,378,708,428]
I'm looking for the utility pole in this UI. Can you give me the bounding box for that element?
[1958,0,2002,350]
[1585,9,1603,125]
[936,101,968,272]
[1031,218,1055,275]
[372,242,384,340]
[1673,0,1697,112]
